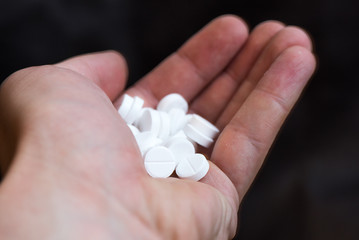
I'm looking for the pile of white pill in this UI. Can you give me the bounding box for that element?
[118,93,219,181]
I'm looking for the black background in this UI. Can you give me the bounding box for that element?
[1,0,358,239]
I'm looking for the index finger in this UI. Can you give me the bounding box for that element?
[120,15,248,108]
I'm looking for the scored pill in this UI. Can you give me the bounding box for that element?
[175,153,210,181]
[166,137,195,165]
[157,93,188,113]
[117,92,219,181]
[144,146,176,178]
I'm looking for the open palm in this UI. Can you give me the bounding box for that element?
[0,15,315,239]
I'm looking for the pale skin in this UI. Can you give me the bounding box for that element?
[0,15,316,239]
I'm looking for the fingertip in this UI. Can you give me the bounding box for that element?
[256,25,314,67]
[277,45,317,78]
[134,15,251,107]
[257,19,286,27]
[177,14,249,86]
[100,50,129,79]
[281,26,314,51]
[206,14,249,49]
[252,20,286,35]
[213,14,249,35]
[95,50,129,99]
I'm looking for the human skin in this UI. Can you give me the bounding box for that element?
[0,15,316,239]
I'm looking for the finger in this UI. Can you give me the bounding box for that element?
[189,20,285,122]
[197,162,240,238]
[148,174,238,239]
[216,26,313,129]
[211,46,316,200]
[200,162,239,209]
[118,15,248,108]
[56,50,128,101]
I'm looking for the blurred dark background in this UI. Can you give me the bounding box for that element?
[1,0,358,239]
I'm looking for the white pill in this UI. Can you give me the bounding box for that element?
[137,108,161,137]
[135,131,162,156]
[172,130,187,139]
[167,129,198,149]
[118,94,134,119]
[175,153,210,181]
[133,107,149,127]
[158,111,171,140]
[164,130,190,147]
[124,96,144,124]
[144,146,176,178]
[127,124,140,136]
[189,114,219,139]
[165,130,187,144]
[157,93,188,113]
[167,138,195,165]
[168,108,187,136]
[185,114,194,123]
[183,123,214,147]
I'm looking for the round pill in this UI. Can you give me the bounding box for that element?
[183,123,214,147]
[165,130,187,145]
[165,131,197,150]
[133,107,149,127]
[164,130,194,148]
[144,146,176,178]
[185,114,193,123]
[168,108,187,136]
[137,108,161,137]
[189,114,219,139]
[118,94,134,119]
[167,138,195,165]
[158,111,171,140]
[124,96,144,124]
[175,153,210,181]
[135,131,162,156]
[157,93,188,113]
[172,130,187,139]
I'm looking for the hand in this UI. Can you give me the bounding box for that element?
[0,15,315,239]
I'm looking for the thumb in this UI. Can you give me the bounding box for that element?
[56,50,128,101]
